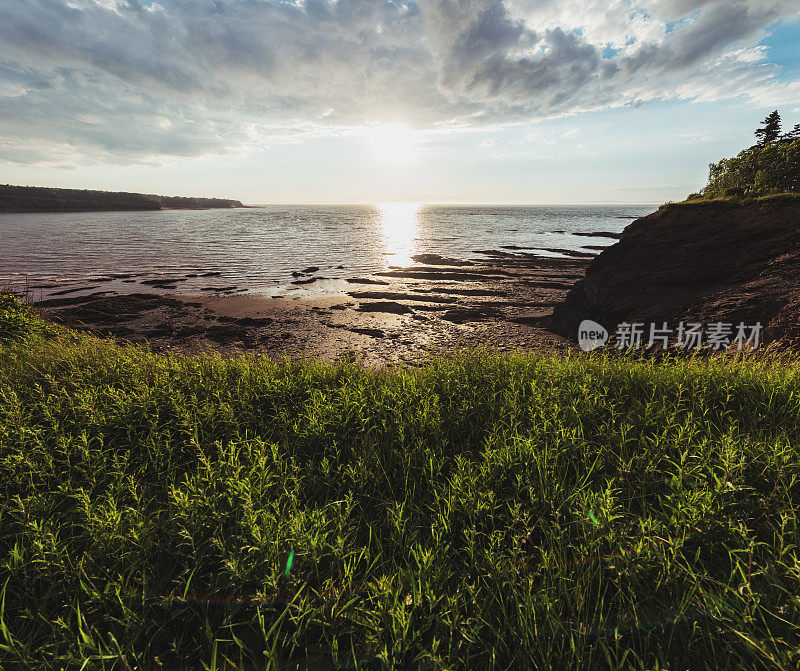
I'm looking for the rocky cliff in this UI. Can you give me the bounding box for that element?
[549,196,800,348]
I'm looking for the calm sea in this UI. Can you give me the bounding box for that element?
[0,204,655,298]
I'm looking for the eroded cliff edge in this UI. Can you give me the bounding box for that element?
[549,197,800,348]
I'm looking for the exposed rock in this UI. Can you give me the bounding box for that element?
[411,287,505,297]
[348,327,385,338]
[571,231,623,239]
[302,266,320,274]
[50,286,100,296]
[345,278,390,285]
[496,244,597,258]
[45,293,184,320]
[356,301,413,314]
[522,280,575,289]
[412,304,449,311]
[410,253,474,266]
[538,248,597,258]
[236,316,273,327]
[440,306,504,323]
[348,291,456,303]
[216,315,273,327]
[205,324,250,344]
[173,325,207,338]
[473,250,519,258]
[34,293,107,308]
[377,268,510,281]
[550,199,800,348]
[140,277,187,285]
[292,276,325,285]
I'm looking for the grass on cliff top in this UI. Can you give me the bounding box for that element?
[2,295,800,670]
[660,192,800,210]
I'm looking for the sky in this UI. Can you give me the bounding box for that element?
[1,0,799,204]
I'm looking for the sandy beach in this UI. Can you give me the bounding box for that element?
[33,250,594,364]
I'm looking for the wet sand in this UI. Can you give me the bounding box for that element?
[33,251,593,365]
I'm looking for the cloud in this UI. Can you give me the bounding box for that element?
[0,0,798,165]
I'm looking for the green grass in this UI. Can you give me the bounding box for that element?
[2,300,800,669]
[661,193,800,209]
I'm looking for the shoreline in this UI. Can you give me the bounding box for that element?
[33,250,593,365]
[0,183,245,214]
[0,205,248,214]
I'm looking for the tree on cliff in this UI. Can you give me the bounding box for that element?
[755,110,782,146]
[704,112,800,198]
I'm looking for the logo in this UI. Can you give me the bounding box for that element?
[578,319,609,351]
[575,320,763,351]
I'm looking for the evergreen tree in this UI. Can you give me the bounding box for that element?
[702,113,800,198]
[754,110,782,146]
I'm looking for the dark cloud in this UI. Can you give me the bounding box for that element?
[0,0,797,164]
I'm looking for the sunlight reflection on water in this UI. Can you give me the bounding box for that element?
[378,202,419,267]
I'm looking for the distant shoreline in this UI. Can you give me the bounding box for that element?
[0,206,248,214]
[0,183,244,213]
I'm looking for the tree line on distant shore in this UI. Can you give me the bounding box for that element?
[0,184,244,212]
[700,111,800,199]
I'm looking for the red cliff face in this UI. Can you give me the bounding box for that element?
[549,198,800,348]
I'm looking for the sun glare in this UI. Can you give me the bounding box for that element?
[378,202,420,266]
[366,123,419,164]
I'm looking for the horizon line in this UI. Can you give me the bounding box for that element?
[243,201,662,207]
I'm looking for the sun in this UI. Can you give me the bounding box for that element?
[365,123,419,164]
